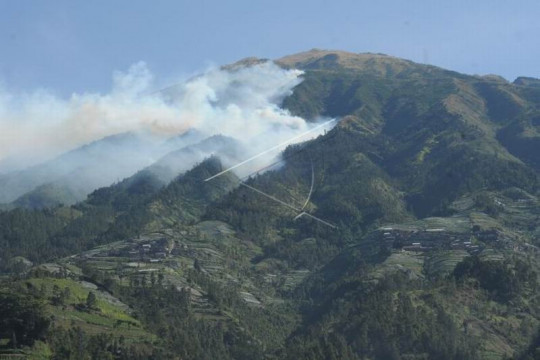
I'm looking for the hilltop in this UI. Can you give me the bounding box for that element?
[276,48,422,74]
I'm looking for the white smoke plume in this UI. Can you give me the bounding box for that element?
[0,60,334,203]
[0,61,329,169]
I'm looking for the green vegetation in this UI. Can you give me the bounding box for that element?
[453,255,537,303]
[0,50,539,359]
[0,289,50,347]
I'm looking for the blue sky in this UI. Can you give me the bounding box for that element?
[1,0,539,96]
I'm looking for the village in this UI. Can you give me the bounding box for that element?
[375,225,512,255]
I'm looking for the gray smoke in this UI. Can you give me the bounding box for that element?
[0,60,335,203]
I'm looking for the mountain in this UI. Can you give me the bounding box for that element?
[0,130,213,209]
[0,132,158,204]
[0,50,539,360]
[11,183,80,209]
[275,49,538,216]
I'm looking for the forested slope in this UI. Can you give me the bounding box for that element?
[0,50,538,359]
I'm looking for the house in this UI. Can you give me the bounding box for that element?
[141,244,152,253]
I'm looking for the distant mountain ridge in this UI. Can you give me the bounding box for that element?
[0,130,222,209]
[0,132,157,204]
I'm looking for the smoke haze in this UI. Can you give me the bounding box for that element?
[0,60,334,204]
[0,61,328,168]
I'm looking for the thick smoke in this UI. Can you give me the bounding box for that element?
[0,61,330,170]
[0,62,186,170]
[0,60,334,203]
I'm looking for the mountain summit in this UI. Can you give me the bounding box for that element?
[276,48,420,74]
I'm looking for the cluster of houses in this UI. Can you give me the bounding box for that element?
[473,228,503,243]
[114,237,206,264]
[117,237,176,263]
[378,227,482,254]
[375,194,538,255]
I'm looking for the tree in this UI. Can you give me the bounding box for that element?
[62,287,71,304]
[86,291,97,309]
[51,284,62,305]
[0,289,50,347]
[194,259,202,272]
